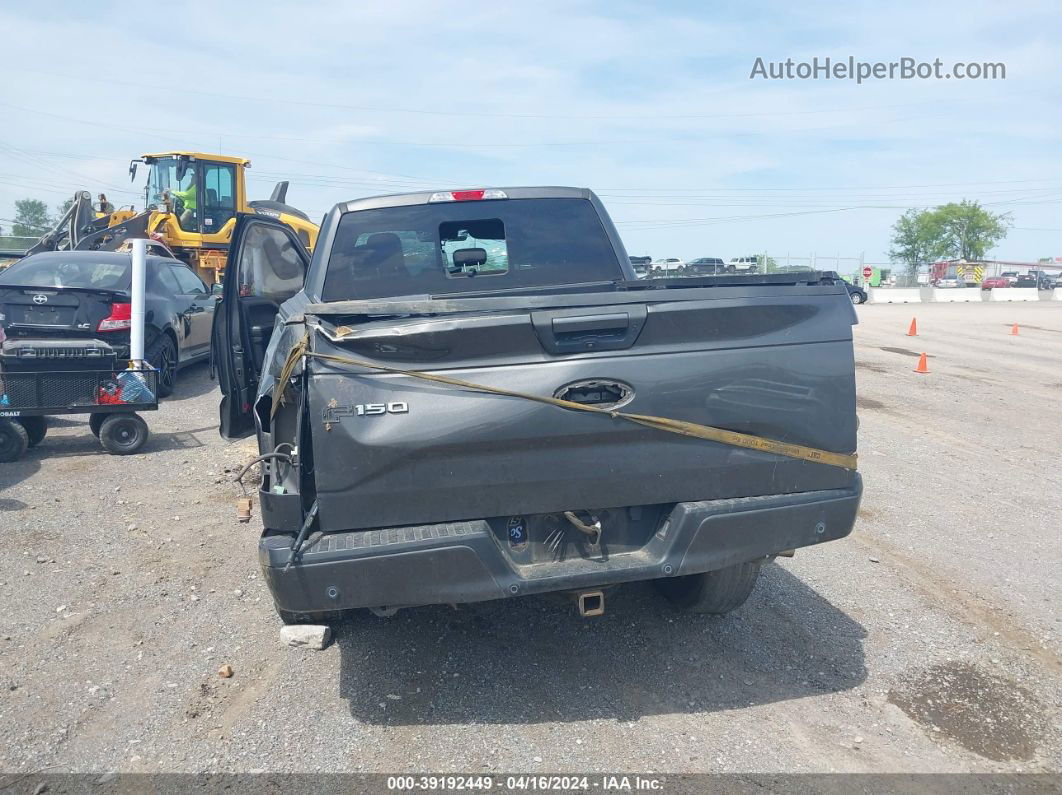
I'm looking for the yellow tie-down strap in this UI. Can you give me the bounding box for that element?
[273,334,857,471]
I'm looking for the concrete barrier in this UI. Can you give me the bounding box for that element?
[869,288,921,304]
[919,287,981,303]
[1039,288,1062,301]
[981,288,1040,302]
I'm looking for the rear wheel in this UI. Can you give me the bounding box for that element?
[277,607,342,625]
[148,333,178,398]
[0,419,30,463]
[98,413,149,455]
[19,416,48,447]
[654,560,762,614]
[851,292,865,304]
[89,413,106,437]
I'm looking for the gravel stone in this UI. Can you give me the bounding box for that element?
[280,625,333,650]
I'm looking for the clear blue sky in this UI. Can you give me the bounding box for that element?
[1,0,1060,263]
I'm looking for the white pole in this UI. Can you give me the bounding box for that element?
[130,238,146,368]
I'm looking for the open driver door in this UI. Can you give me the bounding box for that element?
[212,214,310,439]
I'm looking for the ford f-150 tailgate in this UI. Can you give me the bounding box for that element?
[302,280,857,532]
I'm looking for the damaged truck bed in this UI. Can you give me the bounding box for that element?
[212,187,861,621]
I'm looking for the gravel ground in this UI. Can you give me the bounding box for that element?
[0,301,1059,777]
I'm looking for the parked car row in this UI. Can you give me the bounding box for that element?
[626,257,868,304]
[933,270,1062,290]
[981,271,1059,289]
[629,255,762,277]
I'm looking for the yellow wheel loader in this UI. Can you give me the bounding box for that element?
[17,152,318,284]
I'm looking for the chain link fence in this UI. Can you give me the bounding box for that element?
[0,236,36,268]
[0,235,36,249]
[760,253,915,288]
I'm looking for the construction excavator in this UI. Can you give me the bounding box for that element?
[13,152,319,284]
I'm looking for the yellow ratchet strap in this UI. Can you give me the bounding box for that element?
[273,333,857,471]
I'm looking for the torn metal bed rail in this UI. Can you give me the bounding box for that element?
[299,273,844,319]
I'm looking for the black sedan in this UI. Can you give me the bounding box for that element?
[844,280,868,304]
[0,250,217,396]
[820,271,866,304]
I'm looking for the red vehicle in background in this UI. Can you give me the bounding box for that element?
[981,276,1010,289]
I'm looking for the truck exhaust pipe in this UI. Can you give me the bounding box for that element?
[576,590,605,617]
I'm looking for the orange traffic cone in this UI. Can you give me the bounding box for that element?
[907,318,918,337]
[914,353,929,374]
[1011,323,1020,336]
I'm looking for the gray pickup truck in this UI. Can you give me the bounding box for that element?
[212,187,861,623]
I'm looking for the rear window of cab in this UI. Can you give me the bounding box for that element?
[320,198,621,301]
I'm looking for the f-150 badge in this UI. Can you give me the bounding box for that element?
[323,402,409,425]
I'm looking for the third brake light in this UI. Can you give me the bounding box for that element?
[428,189,508,202]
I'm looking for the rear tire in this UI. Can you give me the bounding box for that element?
[99,413,149,455]
[0,419,30,463]
[277,607,342,625]
[851,292,865,305]
[148,333,178,398]
[277,608,306,625]
[89,413,106,437]
[654,560,762,614]
[19,416,47,447]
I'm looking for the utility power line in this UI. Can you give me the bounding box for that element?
[9,66,979,122]
[8,143,1062,204]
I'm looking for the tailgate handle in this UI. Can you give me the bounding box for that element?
[532,306,647,354]
[552,313,629,335]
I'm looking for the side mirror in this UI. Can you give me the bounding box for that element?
[211,283,224,296]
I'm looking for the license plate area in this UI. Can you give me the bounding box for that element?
[13,306,76,326]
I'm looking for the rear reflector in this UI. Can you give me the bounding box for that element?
[98,302,132,332]
[428,189,507,203]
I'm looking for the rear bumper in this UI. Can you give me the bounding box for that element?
[260,476,861,616]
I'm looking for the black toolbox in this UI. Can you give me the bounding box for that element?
[0,338,119,373]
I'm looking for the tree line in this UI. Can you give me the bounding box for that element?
[889,200,1011,277]
[1,198,74,238]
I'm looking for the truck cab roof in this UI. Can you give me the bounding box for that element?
[338,186,596,213]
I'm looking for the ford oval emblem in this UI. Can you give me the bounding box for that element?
[32,294,48,304]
